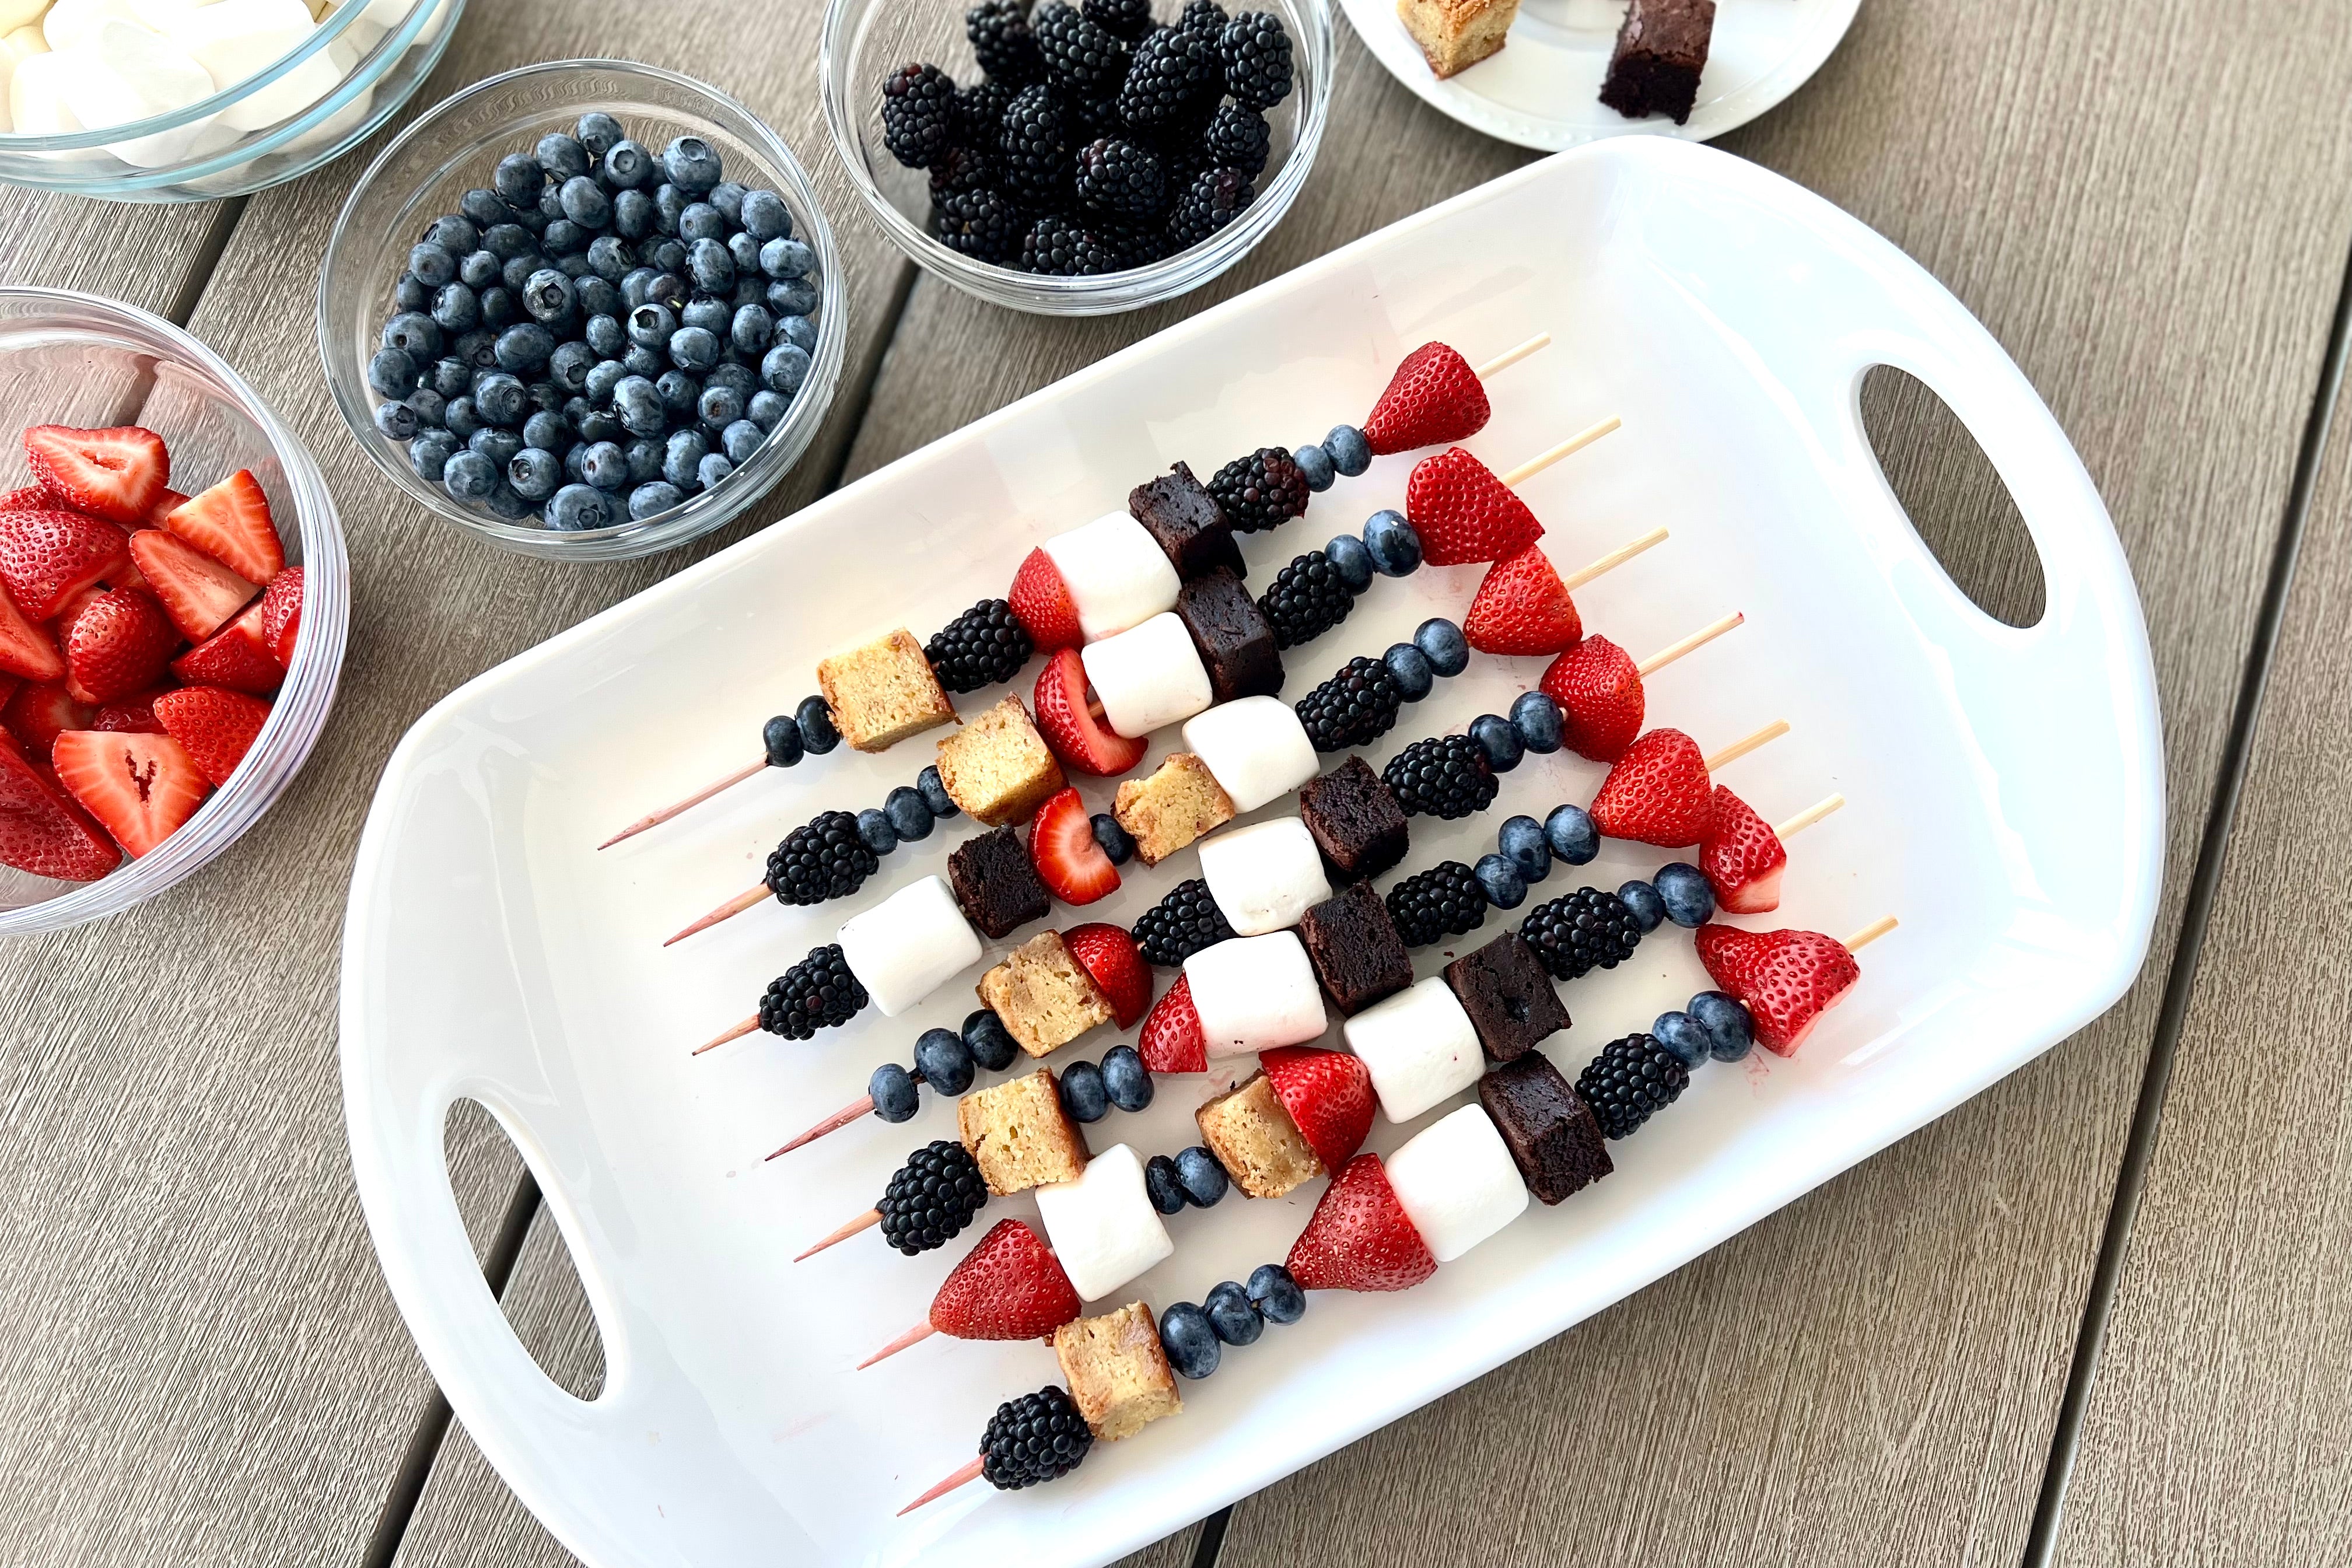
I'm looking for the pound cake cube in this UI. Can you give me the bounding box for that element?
[959,1068,1089,1194]
[1398,0,1518,79]
[1055,1301,1184,1440]
[1477,1052,1612,1204]
[1112,752,1236,866]
[1195,1070,1324,1199]
[1298,879,1414,1015]
[1176,568,1284,704]
[1298,755,1409,883]
[978,930,1117,1057]
[1598,0,1715,124]
[947,825,1052,939]
[936,695,1066,825]
[1129,461,1245,581]
[1444,930,1569,1062]
[816,628,957,752]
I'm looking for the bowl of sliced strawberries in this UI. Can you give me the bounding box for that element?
[0,288,345,935]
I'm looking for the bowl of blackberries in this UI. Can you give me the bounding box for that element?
[317,61,849,560]
[822,0,1332,313]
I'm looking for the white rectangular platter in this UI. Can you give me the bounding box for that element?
[341,137,2162,1568]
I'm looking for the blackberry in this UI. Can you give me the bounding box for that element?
[758,944,869,1039]
[1084,0,1156,39]
[1168,164,1255,248]
[929,142,999,202]
[1131,877,1236,965]
[980,1385,1094,1490]
[953,81,1017,147]
[1178,0,1230,33]
[880,63,960,169]
[1069,91,1128,142]
[1023,212,1120,274]
[1119,23,1223,132]
[1258,550,1356,649]
[1074,137,1168,218]
[926,597,1035,691]
[1202,103,1270,176]
[1520,886,1643,981]
[1385,861,1488,947]
[877,1139,989,1254]
[998,83,1070,204]
[1097,219,1173,268]
[1219,11,1294,108]
[1208,446,1310,532]
[1294,655,1402,751]
[967,0,1045,83]
[766,809,882,904]
[1034,2,1133,96]
[936,186,1028,261]
[1381,733,1497,820]
[1575,1032,1688,1139]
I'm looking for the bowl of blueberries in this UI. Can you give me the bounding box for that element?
[317,60,848,559]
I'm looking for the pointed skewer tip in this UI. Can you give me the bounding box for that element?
[598,757,768,849]
[663,884,769,947]
[768,1094,877,1158]
[899,1455,987,1515]
[858,1320,939,1370]
[794,1208,882,1262]
[691,1015,761,1057]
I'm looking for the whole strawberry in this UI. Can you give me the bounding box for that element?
[1541,634,1643,761]
[929,1219,1083,1340]
[1693,923,1859,1055]
[1403,447,1542,566]
[64,587,177,705]
[1138,972,1205,1073]
[1462,544,1581,656]
[1588,727,1713,847]
[1287,1153,1436,1292]
[1362,343,1489,456]
[1700,786,1786,914]
[0,507,131,622]
[1261,1045,1374,1171]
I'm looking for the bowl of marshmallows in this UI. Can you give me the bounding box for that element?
[0,0,463,200]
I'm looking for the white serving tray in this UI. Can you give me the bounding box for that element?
[342,138,2162,1568]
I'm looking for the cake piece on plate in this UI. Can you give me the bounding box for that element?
[960,1068,1090,1194]
[1397,0,1518,79]
[1598,0,1716,125]
[1195,1070,1323,1199]
[816,628,957,751]
[936,695,1065,825]
[1113,752,1236,866]
[978,929,1117,1057]
[1054,1301,1183,1440]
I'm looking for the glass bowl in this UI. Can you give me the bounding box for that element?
[0,0,463,202]
[0,288,348,936]
[317,60,849,562]
[821,0,1333,314]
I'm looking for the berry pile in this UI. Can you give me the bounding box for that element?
[365,113,821,531]
[885,0,1295,275]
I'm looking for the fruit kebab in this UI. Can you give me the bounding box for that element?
[896,916,1899,1513]
[597,333,1566,848]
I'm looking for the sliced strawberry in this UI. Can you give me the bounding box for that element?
[1588,727,1713,848]
[0,506,132,621]
[1007,547,1083,652]
[171,601,282,696]
[0,486,50,513]
[143,488,189,529]
[130,529,257,642]
[1362,342,1490,456]
[258,564,303,665]
[928,1219,1083,1341]
[3,681,94,760]
[1260,1046,1374,1171]
[64,587,178,706]
[0,730,119,881]
[1404,447,1543,566]
[24,425,169,526]
[1701,786,1787,914]
[1028,786,1120,906]
[1540,635,1643,762]
[152,685,272,788]
[51,728,211,858]
[92,688,170,735]
[1138,972,1206,1074]
[1032,647,1146,775]
[0,674,15,713]
[1463,545,1581,656]
[164,470,282,583]
[1061,920,1150,1028]
[1286,1153,1437,1293]
[1694,923,1859,1056]
[0,580,64,683]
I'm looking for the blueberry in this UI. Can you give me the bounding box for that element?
[1415,617,1469,676]
[614,375,665,438]
[1059,1059,1110,1122]
[1203,1280,1263,1345]
[483,220,534,259]
[507,447,560,500]
[762,713,803,767]
[408,242,456,288]
[653,181,688,233]
[1292,441,1335,492]
[678,202,726,243]
[494,323,555,373]
[726,230,762,278]
[626,481,682,520]
[1510,690,1563,754]
[1655,862,1714,928]
[622,342,663,379]
[1545,803,1598,864]
[584,358,626,407]
[618,267,657,309]
[1618,878,1665,933]
[912,1026,976,1098]
[409,431,456,481]
[406,387,447,429]
[761,343,811,394]
[547,340,597,396]
[1247,1262,1306,1324]
[393,272,430,313]
[382,311,440,358]
[1469,713,1522,772]
[520,267,576,323]
[428,356,471,398]
[625,437,663,482]
[430,282,479,332]
[662,135,724,192]
[776,312,818,354]
[867,790,926,848]
[603,138,653,189]
[686,236,736,293]
[583,234,633,282]
[645,270,690,309]
[796,693,839,754]
[1090,812,1133,865]
[575,111,624,157]
[648,237,689,276]
[457,249,501,290]
[485,482,532,520]
[534,132,589,180]
[559,174,612,229]
[1363,508,1422,575]
[680,296,730,335]
[766,276,820,316]
[730,275,768,310]
[1383,641,1434,702]
[962,1006,1017,1070]
[1324,424,1371,477]
[1652,1010,1710,1070]
[851,806,897,857]
[698,383,746,428]
[474,372,526,426]
[542,219,587,257]
[706,360,757,398]
[545,483,609,530]
[478,286,520,330]
[454,328,499,367]
[698,452,735,491]
[576,277,622,320]
[499,252,541,292]
[579,440,629,491]
[1098,1045,1152,1113]
[443,396,482,440]
[612,187,655,239]
[1159,1303,1221,1379]
[537,181,566,223]
[745,390,790,430]
[1497,814,1550,883]
[656,368,699,416]
[1144,1153,1186,1215]
[1175,1146,1228,1207]
[740,188,792,240]
[729,302,775,356]
[468,428,523,469]
[367,346,416,397]
[578,409,624,445]
[722,419,765,463]
[663,427,709,488]
[460,188,509,228]
[626,302,676,349]
[707,181,747,225]
[563,445,588,482]
[522,378,565,415]
[373,400,418,440]
[442,449,496,501]
[1689,990,1755,1062]
[1474,852,1528,909]
[1320,533,1373,594]
[916,765,956,818]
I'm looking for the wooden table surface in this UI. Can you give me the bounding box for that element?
[3,1,2349,1565]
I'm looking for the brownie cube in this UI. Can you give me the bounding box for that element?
[1299,879,1414,1015]
[947,825,1052,939]
[1176,568,1284,704]
[1478,1054,1612,1204]
[1298,756,1410,883]
[1444,931,1569,1062]
[1598,0,1715,125]
[1129,461,1245,581]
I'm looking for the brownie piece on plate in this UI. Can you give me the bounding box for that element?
[1298,754,1409,883]
[948,824,1052,939]
[1176,568,1284,704]
[1298,878,1413,1015]
[1598,0,1716,125]
[1444,930,1569,1062]
[1396,0,1518,79]
[1478,1052,1612,1204]
[1130,461,1245,581]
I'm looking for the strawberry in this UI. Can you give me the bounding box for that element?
[258,564,303,665]
[1588,727,1713,847]
[1701,786,1786,914]
[1061,920,1151,1028]
[1031,647,1146,775]
[165,470,282,583]
[24,425,169,526]
[1285,1153,1437,1293]
[0,579,64,682]
[1404,447,1543,566]
[0,506,132,621]
[0,730,119,881]
[1462,545,1581,656]
[171,601,282,696]
[1138,972,1206,1073]
[0,486,49,512]
[152,685,272,788]
[143,488,189,529]
[1028,786,1120,905]
[1260,1046,1374,1171]
[51,729,211,858]
[1007,547,1083,652]
[928,1219,1083,1341]
[92,689,170,735]
[3,681,94,760]
[1694,923,1859,1055]
[130,528,257,642]
[64,587,178,705]
[1539,635,1643,762]
[1362,342,1490,456]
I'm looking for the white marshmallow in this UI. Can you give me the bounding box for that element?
[1080,611,1212,738]
[1343,977,1483,1123]
[62,20,219,167]
[0,4,46,38]
[834,875,982,1019]
[1184,930,1326,1059]
[1196,817,1329,937]
[44,0,142,52]
[1383,1104,1528,1264]
[279,38,368,151]
[9,47,82,137]
[361,0,416,22]
[155,0,337,130]
[1041,512,1180,642]
[1182,695,1318,814]
[0,22,48,132]
[1032,1144,1174,1302]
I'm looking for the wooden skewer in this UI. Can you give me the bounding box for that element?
[1474,332,1552,382]
[665,884,772,949]
[900,1455,986,1514]
[795,1208,881,1262]
[1560,525,1667,592]
[598,759,768,850]
[692,1014,761,1056]
[1703,720,1789,775]
[859,1320,940,1369]
[769,1093,877,1157]
[1844,915,1899,953]
[1774,793,1845,840]
[1497,415,1622,489]
[1637,612,1744,677]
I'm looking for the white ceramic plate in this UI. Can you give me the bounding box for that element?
[1340,0,1861,152]
[342,138,2161,1568]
